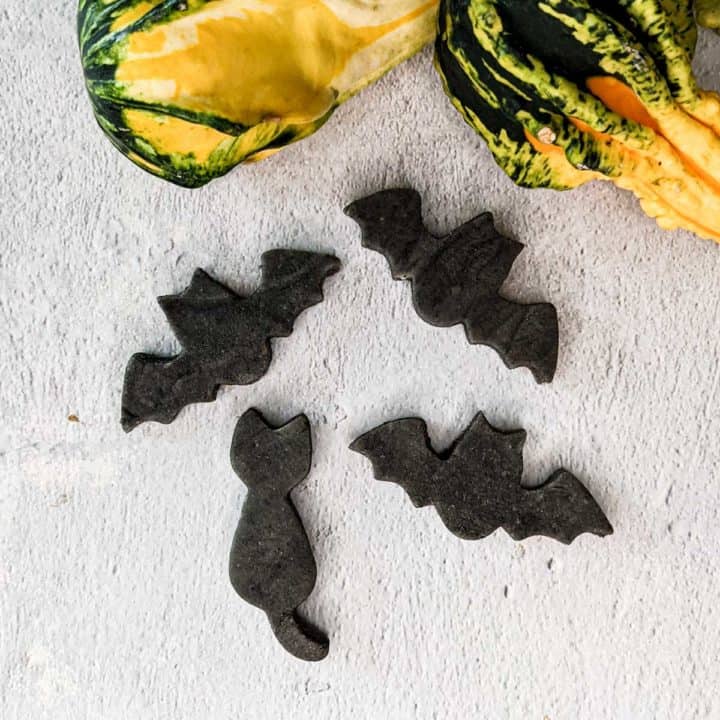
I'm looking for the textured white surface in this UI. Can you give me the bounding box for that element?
[3,4,720,719]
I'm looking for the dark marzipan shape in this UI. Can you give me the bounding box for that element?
[121,250,340,431]
[345,188,558,383]
[229,409,329,662]
[350,412,613,545]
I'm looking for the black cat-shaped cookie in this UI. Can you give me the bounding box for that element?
[228,409,328,662]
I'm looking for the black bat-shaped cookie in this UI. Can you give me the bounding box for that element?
[350,413,612,544]
[121,250,340,431]
[229,409,328,662]
[344,188,558,383]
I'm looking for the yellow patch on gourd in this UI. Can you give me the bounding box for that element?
[123,108,233,162]
[117,0,432,127]
[245,147,283,162]
[110,0,164,32]
[126,150,164,174]
[523,127,601,188]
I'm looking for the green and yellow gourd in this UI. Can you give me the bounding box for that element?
[78,0,439,187]
[435,0,720,241]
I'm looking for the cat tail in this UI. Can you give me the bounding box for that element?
[269,611,329,662]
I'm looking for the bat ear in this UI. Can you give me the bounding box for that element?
[156,269,241,352]
[467,412,526,442]
[261,250,340,288]
[447,413,526,472]
[184,269,226,298]
[158,269,236,310]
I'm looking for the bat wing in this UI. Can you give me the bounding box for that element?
[345,189,428,278]
[462,295,559,384]
[444,213,524,297]
[120,352,219,431]
[350,418,440,507]
[412,215,558,384]
[504,469,613,544]
[256,250,340,337]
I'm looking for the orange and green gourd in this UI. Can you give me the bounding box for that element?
[435,0,720,241]
[78,0,439,187]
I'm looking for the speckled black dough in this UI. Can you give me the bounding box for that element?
[120,250,340,431]
[229,409,328,662]
[345,188,558,383]
[351,413,613,545]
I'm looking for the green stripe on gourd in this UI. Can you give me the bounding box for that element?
[659,1,697,55]
[462,1,658,146]
[436,13,579,189]
[614,0,697,104]
[437,7,612,186]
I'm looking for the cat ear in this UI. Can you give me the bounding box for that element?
[231,410,312,493]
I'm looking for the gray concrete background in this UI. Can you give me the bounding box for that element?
[2,3,720,718]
